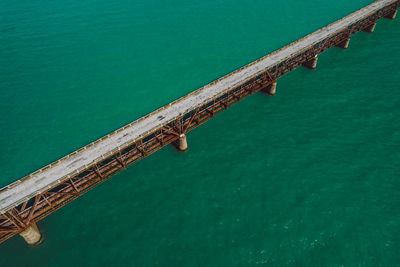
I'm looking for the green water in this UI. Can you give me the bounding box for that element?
[1,0,400,265]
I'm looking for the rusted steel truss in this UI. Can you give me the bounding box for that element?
[0,2,398,244]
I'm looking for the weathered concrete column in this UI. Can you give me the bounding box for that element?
[385,9,397,20]
[303,55,318,70]
[19,223,42,246]
[335,37,351,49]
[263,81,277,96]
[363,22,376,33]
[178,134,188,151]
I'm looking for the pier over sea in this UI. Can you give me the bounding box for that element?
[0,0,398,246]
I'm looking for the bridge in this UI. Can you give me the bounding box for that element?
[0,0,398,246]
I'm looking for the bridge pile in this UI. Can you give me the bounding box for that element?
[0,0,398,246]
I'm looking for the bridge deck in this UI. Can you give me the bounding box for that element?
[0,0,397,213]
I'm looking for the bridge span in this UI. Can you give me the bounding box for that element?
[0,0,398,246]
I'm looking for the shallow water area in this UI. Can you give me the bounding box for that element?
[0,0,399,266]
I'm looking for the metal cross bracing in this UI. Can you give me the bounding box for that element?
[0,0,398,244]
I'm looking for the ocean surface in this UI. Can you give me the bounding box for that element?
[0,0,399,266]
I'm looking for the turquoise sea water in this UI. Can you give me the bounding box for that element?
[1,0,400,265]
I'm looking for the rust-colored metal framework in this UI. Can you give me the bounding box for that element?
[0,1,398,245]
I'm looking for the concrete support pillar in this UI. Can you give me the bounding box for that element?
[263,81,277,96]
[363,22,376,33]
[385,9,397,20]
[303,55,318,70]
[336,38,351,49]
[178,134,188,151]
[19,223,42,246]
